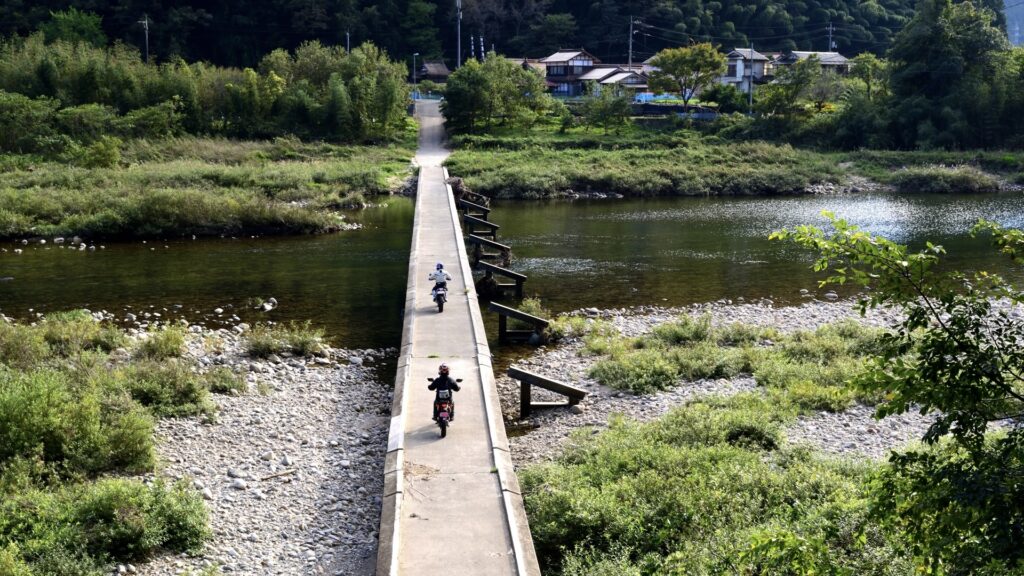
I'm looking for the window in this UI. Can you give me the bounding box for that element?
[727,63,737,77]
[548,65,567,76]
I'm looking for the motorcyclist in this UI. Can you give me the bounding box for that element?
[428,262,452,298]
[429,363,460,421]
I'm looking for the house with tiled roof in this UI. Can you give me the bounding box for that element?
[720,48,772,93]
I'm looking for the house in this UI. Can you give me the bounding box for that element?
[418,60,451,83]
[540,49,601,96]
[719,48,771,93]
[508,58,546,75]
[772,51,850,74]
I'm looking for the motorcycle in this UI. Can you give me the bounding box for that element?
[433,285,448,313]
[427,377,462,438]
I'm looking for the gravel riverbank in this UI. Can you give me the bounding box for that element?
[135,328,394,576]
[497,300,935,466]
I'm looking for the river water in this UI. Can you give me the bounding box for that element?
[2,192,1022,351]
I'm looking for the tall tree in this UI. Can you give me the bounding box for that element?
[647,44,727,108]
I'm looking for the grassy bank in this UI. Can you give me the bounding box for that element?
[444,124,1023,198]
[521,316,916,574]
[0,136,415,240]
[0,312,324,573]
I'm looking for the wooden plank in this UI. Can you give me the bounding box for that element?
[478,261,526,281]
[520,380,531,418]
[464,214,499,230]
[530,401,573,409]
[466,234,510,251]
[458,198,491,214]
[488,302,549,328]
[507,366,587,401]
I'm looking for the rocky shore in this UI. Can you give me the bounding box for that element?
[135,328,394,576]
[496,300,935,467]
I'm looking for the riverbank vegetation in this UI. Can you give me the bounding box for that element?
[0,136,414,240]
[524,219,1024,574]
[0,312,216,573]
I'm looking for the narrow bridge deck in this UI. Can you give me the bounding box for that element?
[376,101,539,576]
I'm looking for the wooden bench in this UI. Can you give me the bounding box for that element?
[477,261,526,299]
[466,234,511,267]
[508,366,587,418]
[463,214,500,240]
[488,301,548,344]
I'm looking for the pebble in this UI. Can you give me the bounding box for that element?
[498,300,933,466]
[134,326,392,576]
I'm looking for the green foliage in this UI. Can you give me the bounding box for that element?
[0,479,208,572]
[119,361,212,418]
[0,322,50,370]
[0,138,413,240]
[773,213,1024,572]
[37,7,106,47]
[650,314,711,345]
[442,55,554,133]
[243,322,326,358]
[204,367,246,395]
[39,311,126,357]
[648,44,727,106]
[579,86,631,134]
[890,166,1001,194]
[589,349,680,394]
[522,395,910,575]
[0,35,409,146]
[134,326,186,360]
[699,83,748,113]
[445,137,838,199]
[77,135,122,168]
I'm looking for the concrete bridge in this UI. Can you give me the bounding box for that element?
[375,101,540,575]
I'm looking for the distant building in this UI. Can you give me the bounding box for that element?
[418,60,451,83]
[508,58,546,75]
[720,48,771,93]
[773,51,850,74]
[540,49,601,96]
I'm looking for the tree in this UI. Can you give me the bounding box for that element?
[806,69,842,112]
[850,53,885,101]
[441,53,551,132]
[38,8,107,47]
[580,83,631,133]
[772,214,1024,573]
[527,13,577,56]
[700,83,747,113]
[402,0,442,58]
[648,44,727,108]
[755,56,819,116]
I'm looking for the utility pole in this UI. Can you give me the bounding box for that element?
[826,21,835,51]
[456,0,463,68]
[346,30,351,53]
[138,14,150,63]
[748,41,754,115]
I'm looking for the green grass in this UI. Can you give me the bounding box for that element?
[0,312,213,573]
[134,326,186,360]
[585,316,886,410]
[521,394,913,575]
[0,136,414,240]
[888,166,1001,194]
[243,321,326,358]
[445,139,839,199]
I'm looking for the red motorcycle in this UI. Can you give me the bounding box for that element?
[427,377,462,438]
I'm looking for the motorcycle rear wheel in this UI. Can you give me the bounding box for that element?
[438,300,444,313]
[439,420,447,438]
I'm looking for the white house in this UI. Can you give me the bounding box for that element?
[719,48,771,93]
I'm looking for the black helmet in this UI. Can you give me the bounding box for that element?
[438,363,449,375]
[436,262,444,270]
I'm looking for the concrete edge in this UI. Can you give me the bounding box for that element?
[376,151,426,576]
[443,167,541,576]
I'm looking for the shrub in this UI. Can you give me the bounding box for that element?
[649,314,711,345]
[205,367,246,395]
[589,349,679,393]
[670,342,751,380]
[119,361,211,417]
[891,166,1000,194]
[39,310,126,356]
[243,321,325,358]
[134,326,186,360]
[549,316,615,341]
[0,322,50,369]
[77,135,122,168]
[0,368,155,476]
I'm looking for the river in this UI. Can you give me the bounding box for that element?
[2,192,1022,351]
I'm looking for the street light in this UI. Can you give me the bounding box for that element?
[412,52,420,98]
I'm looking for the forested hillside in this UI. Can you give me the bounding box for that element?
[2,0,1009,66]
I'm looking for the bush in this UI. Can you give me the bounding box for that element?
[0,368,155,476]
[0,322,50,369]
[650,314,711,345]
[521,395,910,575]
[243,321,326,358]
[0,479,208,570]
[39,311,126,357]
[891,166,1001,194]
[118,361,212,417]
[205,367,246,395]
[77,135,122,168]
[134,326,186,360]
[589,349,679,393]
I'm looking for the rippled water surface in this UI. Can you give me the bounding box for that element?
[488,193,1024,313]
[3,192,1023,349]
